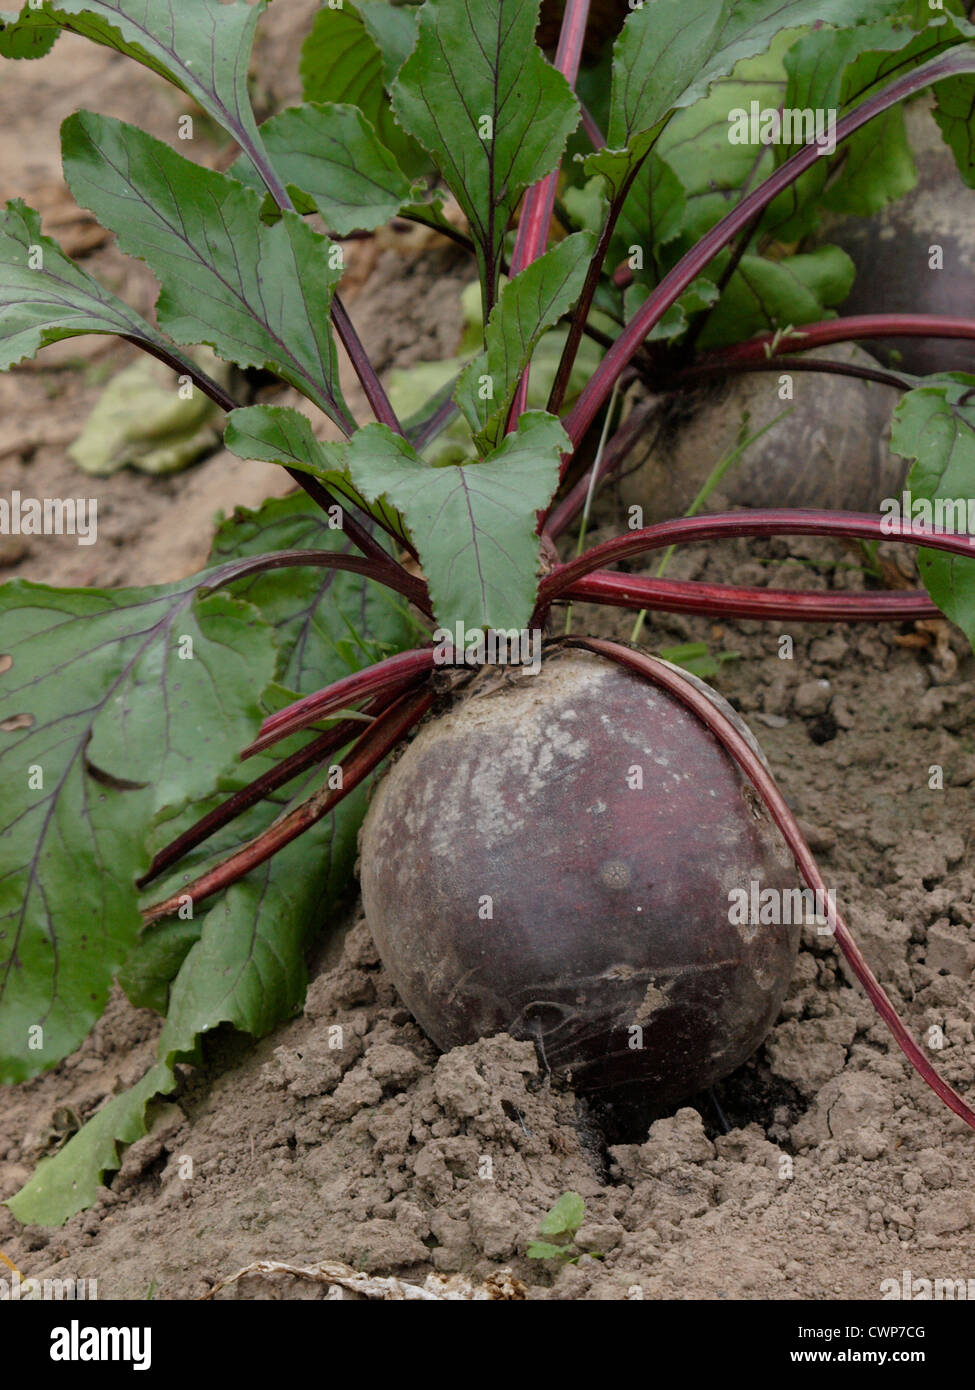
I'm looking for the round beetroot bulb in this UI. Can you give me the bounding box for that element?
[360,650,800,1106]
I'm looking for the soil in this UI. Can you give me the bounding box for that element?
[2,12,975,1303]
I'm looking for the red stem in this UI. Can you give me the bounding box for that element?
[541,510,975,605]
[562,46,975,460]
[331,294,406,436]
[511,0,590,275]
[204,546,431,615]
[708,314,975,365]
[569,636,975,1134]
[291,471,411,573]
[242,646,438,758]
[544,173,639,419]
[546,354,911,545]
[142,686,434,925]
[505,0,591,428]
[578,99,605,151]
[561,571,940,623]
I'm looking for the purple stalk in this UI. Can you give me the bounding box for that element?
[203,547,431,615]
[506,0,592,428]
[578,99,606,151]
[510,0,591,276]
[409,390,461,453]
[242,647,438,758]
[142,686,434,925]
[707,314,975,366]
[571,636,975,1134]
[543,396,658,540]
[122,335,238,415]
[667,355,914,393]
[544,313,975,543]
[137,693,402,889]
[289,474,413,575]
[124,337,411,575]
[545,160,644,417]
[540,510,975,605]
[561,571,940,623]
[330,294,406,436]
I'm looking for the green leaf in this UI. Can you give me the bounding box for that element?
[651,13,956,249]
[0,198,188,371]
[781,20,921,141]
[695,246,855,351]
[223,404,405,544]
[61,112,352,430]
[388,328,604,470]
[0,572,277,1084]
[454,232,596,452]
[231,103,414,236]
[354,0,418,75]
[773,18,958,234]
[391,0,579,310]
[698,0,907,91]
[45,0,273,182]
[8,491,417,1223]
[7,1060,176,1225]
[538,1190,585,1237]
[821,106,913,222]
[398,188,468,244]
[10,753,362,1225]
[933,68,975,188]
[117,917,201,1013]
[658,641,740,681]
[612,154,686,280]
[587,0,906,199]
[529,323,605,408]
[0,5,60,57]
[117,490,423,1013]
[224,406,345,486]
[562,37,613,187]
[300,0,427,180]
[147,770,365,1059]
[586,0,727,198]
[919,6,975,186]
[890,379,975,648]
[653,36,789,247]
[346,413,567,631]
[623,278,720,343]
[526,1240,571,1260]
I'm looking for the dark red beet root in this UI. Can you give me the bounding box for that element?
[360,649,800,1108]
[823,103,975,376]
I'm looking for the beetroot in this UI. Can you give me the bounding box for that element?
[619,344,905,522]
[359,649,800,1107]
[822,103,975,377]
